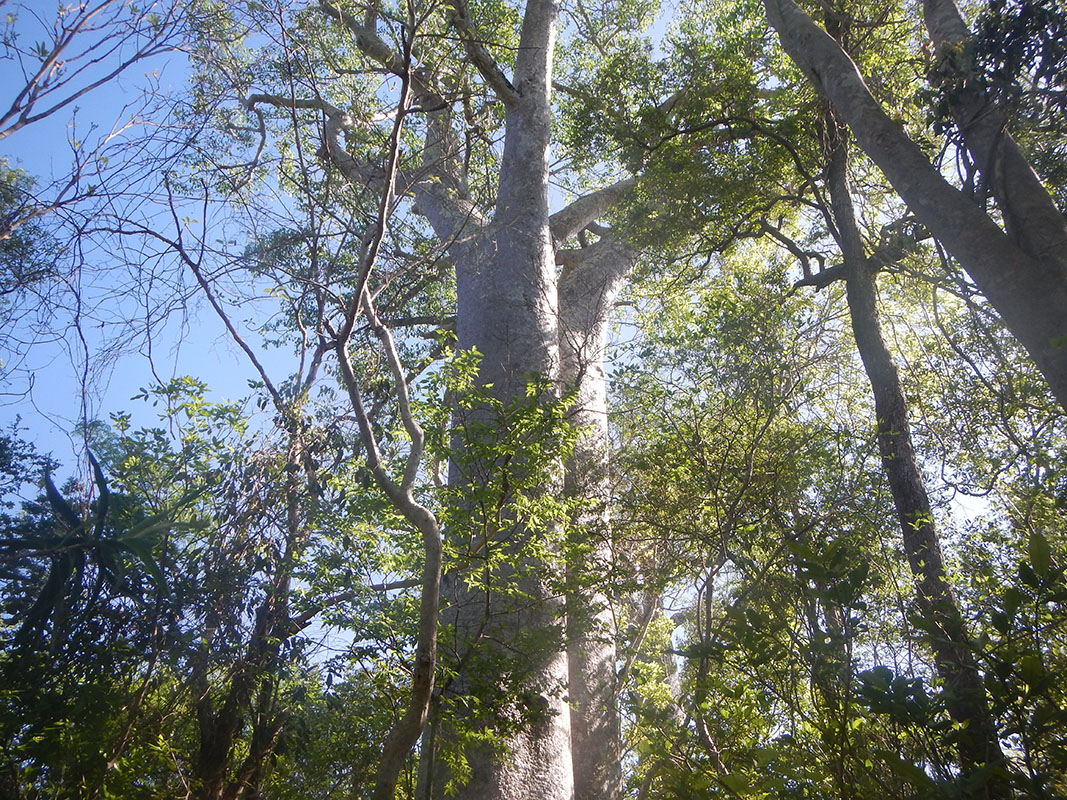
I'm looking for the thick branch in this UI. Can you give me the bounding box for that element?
[759,219,824,278]
[549,178,636,247]
[511,0,559,94]
[244,92,392,187]
[792,262,847,290]
[244,90,481,244]
[317,0,409,78]
[446,0,519,105]
[413,106,488,242]
[922,0,1067,277]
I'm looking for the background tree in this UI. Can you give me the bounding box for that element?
[763,0,1067,411]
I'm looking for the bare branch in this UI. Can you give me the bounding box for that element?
[381,314,456,329]
[792,262,848,291]
[759,219,825,278]
[161,182,288,413]
[1,0,187,141]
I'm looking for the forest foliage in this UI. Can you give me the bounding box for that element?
[1,0,1066,797]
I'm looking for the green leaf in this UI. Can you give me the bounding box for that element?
[88,450,109,540]
[1019,561,1041,588]
[1029,531,1052,577]
[990,610,1010,635]
[115,536,168,592]
[1002,586,1023,619]
[719,772,750,793]
[15,551,75,645]
[1019,654,1045,687]
[44,470,82,532]
[874,749,937,789]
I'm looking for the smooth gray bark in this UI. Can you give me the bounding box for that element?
[311,1,643,792]
[922,0,1067,278]
[440,0,574,795]
[558,237,636,800]
[763,0,1067,412]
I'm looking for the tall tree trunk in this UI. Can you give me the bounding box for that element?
[558,237,636,800]
[823,117,1011,798]
[311,3,643,793]
[763,0,1067,412]
[439,0,575,796]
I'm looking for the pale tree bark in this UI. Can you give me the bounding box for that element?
[922,0,1067,276]
[820,110,1011,798]
[763,0,1067,412]
[557,235,637,800]
[145,0,638,793]
[309,2,566,792]
[435,1,576,796]
[304,0,642,792]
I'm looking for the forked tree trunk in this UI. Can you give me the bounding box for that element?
[764,0,1067,412]
[437,0,575,796]
[922,0,1067,277]
[311,0,642,791]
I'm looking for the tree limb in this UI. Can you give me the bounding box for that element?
[317,0,410,79]
[446,0,519,106]
[550,178,636,247]
[763,0,1067,410]
[792,262,848,291]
